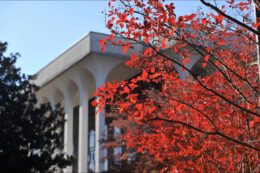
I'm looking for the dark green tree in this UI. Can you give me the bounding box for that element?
[0,42,72,173]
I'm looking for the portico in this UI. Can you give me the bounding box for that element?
[35,32,141,172]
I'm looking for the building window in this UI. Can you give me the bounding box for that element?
[88,98,96,172]
[72,106,79,173]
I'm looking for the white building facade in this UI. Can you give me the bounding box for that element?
[35,32,206,173]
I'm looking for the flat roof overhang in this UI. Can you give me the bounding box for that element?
[34,32,144,87]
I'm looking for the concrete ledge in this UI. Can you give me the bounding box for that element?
[34,32,144,87]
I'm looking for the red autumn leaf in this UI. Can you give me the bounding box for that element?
[144,37,149,44]
[122,43,132,54]
[150,67,156,73]
[205,47,211,52]
[123,86,130,93]
[217,39,226,46]
[253,22,260,28]
[176,104,182,112]
[202,62,207,68]
[201,18,207,26]
[183,58,191,65]
[214,14,224,24]
[141,70,148,79]
[130,17,135,24]
[189,13,196,20]
[148,107,157,114]
[119,103,129,113]
[129,8,134,15]
[161,38,166,48]
[149,72,161,79]
[136,103,142,111]
[91,100,98,107]
[107,19,113,29]
[99,38,108,52]
[109,34,115,41]
[204,55,210,62]
[99,39,106,47]
[143,47,153,56]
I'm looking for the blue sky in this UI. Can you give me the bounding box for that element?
[0,1,202,75]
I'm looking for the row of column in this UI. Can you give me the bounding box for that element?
[42,61,130,172]
[45,82,106,172]
[58,78,106,173]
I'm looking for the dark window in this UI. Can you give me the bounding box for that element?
[72,106,79,173]
[88,98,96,172]
[105,104,115,170]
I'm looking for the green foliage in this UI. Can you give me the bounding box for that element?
[0,42,72,173]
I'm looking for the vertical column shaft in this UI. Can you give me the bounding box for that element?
[95,98,106,172]
[78,89,89,172]
[63,95,74,173]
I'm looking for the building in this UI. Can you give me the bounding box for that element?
[35,32,207,173]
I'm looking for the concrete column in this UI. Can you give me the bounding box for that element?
[63,94,74,173]
[56,83,75,173]
[95,100,106,172]
[44,89,63,173]
[95,75,107,172]
[78,87,88,172]
[68,68,91,172]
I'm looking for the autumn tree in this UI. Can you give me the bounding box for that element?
[95,0,260,172]
[0,42,72,173]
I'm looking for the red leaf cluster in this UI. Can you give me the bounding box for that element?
[96,0,260,172]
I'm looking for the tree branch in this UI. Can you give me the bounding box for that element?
[200,0,260,35]
[147,117,260,152]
